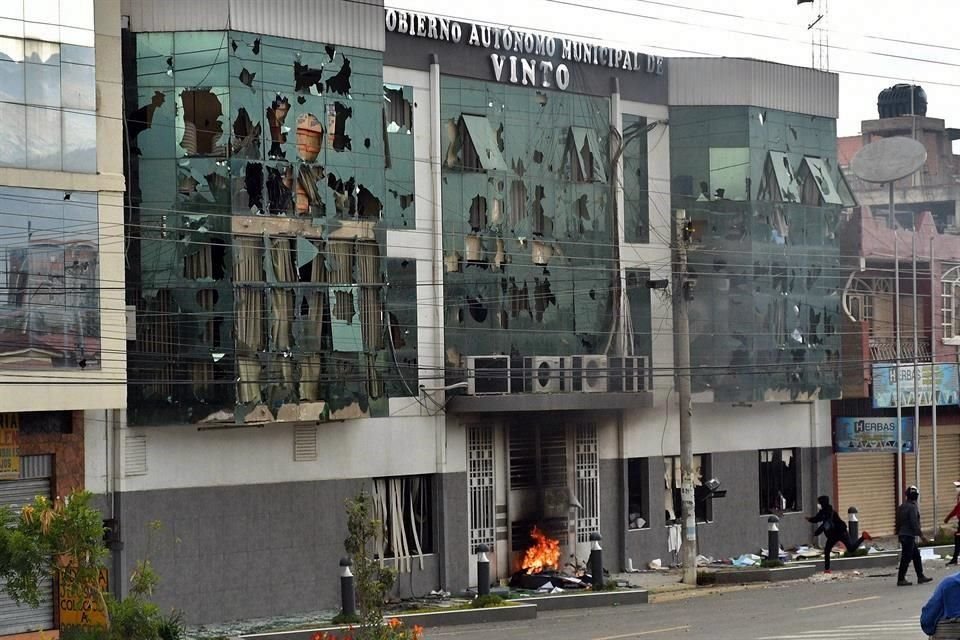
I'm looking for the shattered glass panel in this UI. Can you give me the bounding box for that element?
[441,77,612,383]
[672,106,842,402]
[622,114,649,243]
[799,157,843,205]
[383,84,415,229]
[127,31,394,425]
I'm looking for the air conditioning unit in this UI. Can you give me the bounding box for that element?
[466,355,511,395]
[568,355,608,393]
[609,356,649,392]
[524,356,564,393]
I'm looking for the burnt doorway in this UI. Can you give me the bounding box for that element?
[506,421,599,576]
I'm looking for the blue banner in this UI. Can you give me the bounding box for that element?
[834,416,914,453]
[871,363,959,408]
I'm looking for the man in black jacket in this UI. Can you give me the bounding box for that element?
[896,485,934,586]
[807,495,871,573]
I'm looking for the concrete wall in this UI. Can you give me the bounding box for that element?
[620,446,833,569]
[117,475,458,624]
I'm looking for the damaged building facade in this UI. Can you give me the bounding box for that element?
[0,0,126,635]
[102,0,845,626]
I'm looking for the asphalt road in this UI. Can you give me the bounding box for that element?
[426,562,958,640]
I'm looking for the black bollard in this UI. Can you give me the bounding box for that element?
[339,557,356,618]
[847,506,859,542]
[589,532,603,589]
[476,544,490,597]
[767,516,780,564]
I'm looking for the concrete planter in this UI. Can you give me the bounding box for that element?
[514,588,649,610]
[238,604,538,640]
[706,564,817,585]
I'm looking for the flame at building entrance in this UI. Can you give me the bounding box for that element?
[521,526,560,574]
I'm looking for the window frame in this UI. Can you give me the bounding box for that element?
[758,447,801,515]
[626,457,650,530]
[942,265,960,344]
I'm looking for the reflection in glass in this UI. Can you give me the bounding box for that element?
[60,43,93,65]
[24,39,58,64]
[0,103,25,166]
[25,61,60,106]
[0,59,24,102]
[23,21,58,43]
[59,26,93,48]
[62,110,96,173]
[60,61,94,109]
[0,36,24,61]
[0,186,100,369]
[26,105,61,170]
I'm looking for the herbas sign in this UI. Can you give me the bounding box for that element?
[385,9,665,91]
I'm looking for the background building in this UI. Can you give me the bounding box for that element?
[835,85,960,536]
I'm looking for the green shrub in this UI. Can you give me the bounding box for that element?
[470,594,504,608]
[843,548,868,558]
[332,611,361,625]
[760,559,783,568]
[107,594,162,640]
[60,626,109,640]
[158,609,186,640]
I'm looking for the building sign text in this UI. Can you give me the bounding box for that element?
[385,10,665,91]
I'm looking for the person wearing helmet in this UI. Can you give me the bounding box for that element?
[943,480,960,565]
[806,495,871,573]
[896,485,933,586]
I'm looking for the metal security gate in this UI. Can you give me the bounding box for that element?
[836,453,896,536]
[574,423,599,543]
[0,455,54,635]
[908,431,960,530]
[467,425,495,553]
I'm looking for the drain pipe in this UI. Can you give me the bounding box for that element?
[429,53,450,592]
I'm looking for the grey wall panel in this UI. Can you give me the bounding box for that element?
[117,475,452,624]
[123,0,384,52]
[669,58,838,118]
[599,458,623,572]
[441,472,470,594]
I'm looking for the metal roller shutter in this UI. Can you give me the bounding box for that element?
[908,433,960,530]
[836,453,896,536]
[0,458,54,635]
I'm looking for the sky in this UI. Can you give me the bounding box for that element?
[389,0,960,148]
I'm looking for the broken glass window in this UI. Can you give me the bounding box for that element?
[384,85,412,133]
[797,157,843,206]
[178,88,227,157]
[758,151,800,202]
[329,286,363,352]
[454,115,508,172]
[565,127,607,183]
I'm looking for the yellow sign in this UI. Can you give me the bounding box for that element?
[0,413,20,480]
[59,568,109,628]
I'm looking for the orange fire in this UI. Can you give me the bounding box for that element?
[521,526,560,574]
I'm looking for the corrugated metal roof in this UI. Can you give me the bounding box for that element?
[668,58,838,119]
[122,0,385,51]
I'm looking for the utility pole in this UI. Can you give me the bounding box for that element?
[673,209,697,585]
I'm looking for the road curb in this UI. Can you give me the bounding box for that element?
[513,588,648,610]
[238,604,539,640]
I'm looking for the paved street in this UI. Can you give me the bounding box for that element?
[426,563,958,640]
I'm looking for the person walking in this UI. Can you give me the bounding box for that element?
[807,495,871,573]
[897,485,934,586]
[944,480,960,566]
